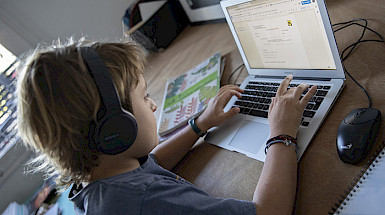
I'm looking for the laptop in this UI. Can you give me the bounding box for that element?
[205,0,345,162]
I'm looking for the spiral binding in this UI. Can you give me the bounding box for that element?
[328,140,385,214]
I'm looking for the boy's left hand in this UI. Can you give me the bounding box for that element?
[195,85,243,132]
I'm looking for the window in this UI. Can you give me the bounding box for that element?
[0,44,19,157]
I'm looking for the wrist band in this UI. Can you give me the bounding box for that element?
[265,135,297,155]
[188,117,207,137]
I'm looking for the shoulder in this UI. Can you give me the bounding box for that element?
[69,155,174,214]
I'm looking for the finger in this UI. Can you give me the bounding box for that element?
[217,85,243,97]
[268,97,275,113]
[216,89,243,108]
[223,106,240,119]
[293,83,309,100]
[276,75,293,96]
[299,85,317,107]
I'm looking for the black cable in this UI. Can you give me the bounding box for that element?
[343,66,372,108]
[336,19,368,61]
[227,64,244,85]
[332,18,385,108]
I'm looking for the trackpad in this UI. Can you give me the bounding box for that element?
[229,120,270,154]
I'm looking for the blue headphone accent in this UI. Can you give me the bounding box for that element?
[80,47,138,155]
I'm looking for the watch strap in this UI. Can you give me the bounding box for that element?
[188,117,207,137]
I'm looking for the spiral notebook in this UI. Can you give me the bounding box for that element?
[331,144,385,214]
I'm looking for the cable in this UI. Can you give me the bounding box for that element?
[227,64,244,85]
[332,18,385,108]
[343,66,372,108]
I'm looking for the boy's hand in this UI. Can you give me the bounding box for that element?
[268,75,317,138]
[195,85,244,132]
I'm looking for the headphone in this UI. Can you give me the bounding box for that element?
[80,47,138,155]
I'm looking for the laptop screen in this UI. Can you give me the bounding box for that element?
[226,0,336,70]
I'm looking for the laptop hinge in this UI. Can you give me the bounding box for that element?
[254,75,332,82]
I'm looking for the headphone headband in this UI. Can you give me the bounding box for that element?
[80,47,122,114]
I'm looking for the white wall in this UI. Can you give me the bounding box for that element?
[0,0,136,56]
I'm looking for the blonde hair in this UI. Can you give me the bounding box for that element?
[17,38,147,187]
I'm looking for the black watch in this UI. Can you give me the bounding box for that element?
[188,117,207,137]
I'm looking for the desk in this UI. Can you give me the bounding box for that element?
[144,1,385,214]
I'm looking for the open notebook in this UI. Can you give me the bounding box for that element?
[332,145,385,214]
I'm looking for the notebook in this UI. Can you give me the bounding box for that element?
[205,0,345,162]
[331,145,385,214]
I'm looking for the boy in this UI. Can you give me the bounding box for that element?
[17,39,316,214]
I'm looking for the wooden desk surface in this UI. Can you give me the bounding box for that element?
[144,1,385,214]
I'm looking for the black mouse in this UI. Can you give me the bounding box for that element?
[336,107,381,164]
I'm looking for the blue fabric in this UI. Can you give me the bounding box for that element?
[69,154,256,215]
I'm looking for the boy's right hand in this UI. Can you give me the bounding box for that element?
[195,85,244,132]
[268,75,317,138]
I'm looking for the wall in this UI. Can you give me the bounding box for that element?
[0,0,136,56]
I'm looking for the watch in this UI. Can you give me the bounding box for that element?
[188,117,207,137]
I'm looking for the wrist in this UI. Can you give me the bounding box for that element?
[194,117,211,132]
[265,135,298,155]
[188,117,208,137]
[270,130,297,139]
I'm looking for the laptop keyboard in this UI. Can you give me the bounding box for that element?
[232,81,331,127]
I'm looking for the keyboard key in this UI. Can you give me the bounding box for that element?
[263,105,269,110]
[306,103,315,110]
[310,96,316,102]
[323,86,331,90]
[313,103,321,110]
[249,109,268,118]
[303,110,316,118]
[316,90,328,97]
[240,107,250,114]
[302,121,310,127]
[315,97,324,104]
[235,101,242,106]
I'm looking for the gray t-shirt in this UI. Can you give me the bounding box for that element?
[69,154,256,215]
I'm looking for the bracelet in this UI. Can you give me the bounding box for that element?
[188,117,207,137]
[267,135,297,144]
[265,135,297,155]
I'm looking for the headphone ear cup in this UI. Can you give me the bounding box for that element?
[96,111,138,155]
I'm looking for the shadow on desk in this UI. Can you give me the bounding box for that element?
[174,140,264,201]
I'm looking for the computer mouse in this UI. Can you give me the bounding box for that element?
[336,107,381,164]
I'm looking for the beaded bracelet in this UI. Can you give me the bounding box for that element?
[264,135,298,155]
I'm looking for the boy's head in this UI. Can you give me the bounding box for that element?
[17,38,149,186]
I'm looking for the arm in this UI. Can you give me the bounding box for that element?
[151,85,244,170]
[253,75,317,215]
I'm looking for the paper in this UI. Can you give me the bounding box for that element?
[334,149,385,214]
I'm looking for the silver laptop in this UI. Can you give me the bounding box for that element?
[205,0,345,162]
